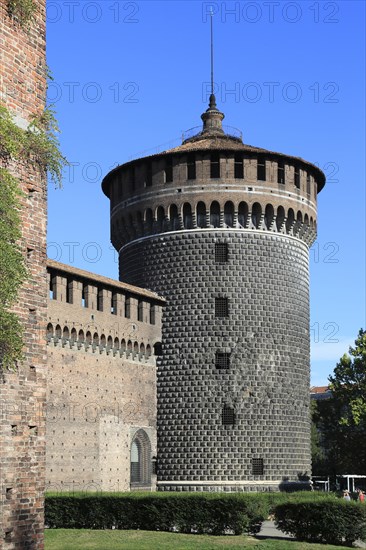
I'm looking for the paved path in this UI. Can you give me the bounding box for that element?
[256,520,293,541]
[256,521,366,548]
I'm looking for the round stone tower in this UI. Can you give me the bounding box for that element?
[102,94,326,492]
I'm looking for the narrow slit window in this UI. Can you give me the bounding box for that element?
[234,153,244,179]
[257,157,266,181]
[165,157,173,183]
[82,283,87,308]
[97,288,103,311]
[137,300,143,322]
[125,296,131,318]
[294,166,300,188]
[277,161,285,184]
[215,243,228,263]
[252,458,264,475]
[66,278,73,304]
[187,154,196,180]
[215,352,230,369]
[150,304,156,325]
[222,405,235,425]
[210,153,220,178]
[215,297,228,318]
[306,173,311,194]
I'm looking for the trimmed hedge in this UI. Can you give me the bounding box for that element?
[45,493,269,535]
[274,498,366,546]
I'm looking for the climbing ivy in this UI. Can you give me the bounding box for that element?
[7,0,37,28]
[0,103,67,370]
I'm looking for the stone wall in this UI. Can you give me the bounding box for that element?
[45,261,164,492]
[120,230,312,491]
[0,0,47,547]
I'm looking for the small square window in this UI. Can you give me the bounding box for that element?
[252,458,264,475]
[215,352,230,369]
[215,297,228,318]
[215,243,228,263]
[222,405,235,425]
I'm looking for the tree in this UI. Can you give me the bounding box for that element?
[311,329,366,476]
[329,329,366,427]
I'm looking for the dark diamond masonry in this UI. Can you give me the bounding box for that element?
[120,230,311,491]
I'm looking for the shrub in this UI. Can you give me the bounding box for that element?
[274,498,366,546]
[45,492,269,535]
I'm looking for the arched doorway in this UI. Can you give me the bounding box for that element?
[130,429,152,489]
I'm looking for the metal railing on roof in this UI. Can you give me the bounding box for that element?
[182,125,243,143]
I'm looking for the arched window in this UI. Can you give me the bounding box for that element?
[238,202,248,228]
[100,334,106,347]
[55,325,61,339]
[78,330,85,343]
[286,209,295,233]
[121,339,126,352]
[134,341,139,353]
[251,202,262,229]
[136,211,144,236]
[140,343,145,355]
[130,429,152,487]
[210,201,220,228]
[127,340,132,352]
[264,204,274,230]
[224,201,234,227]
[47,323,53,341]
[146,344,152,357]
[196,202,206,228]
[114,337,119,350]
[107,336,113,349]
[156,206,165,232]
[169,204,180,231]
[62,326,69,340]
[86,331,92,345]
[93,332,99,346]
[276,206,285,231]
[154,342,163,356]
[70,328,77,344]
[145,209,153,233]
[183,203,193,229]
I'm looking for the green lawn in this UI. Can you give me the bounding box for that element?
[44,530,347,549]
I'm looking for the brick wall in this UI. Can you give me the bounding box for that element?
[0,0,47,548]
[45,261,163,492]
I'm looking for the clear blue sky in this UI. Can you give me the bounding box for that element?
[46,0,365,386]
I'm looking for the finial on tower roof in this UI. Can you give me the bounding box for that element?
[201,9,225,135]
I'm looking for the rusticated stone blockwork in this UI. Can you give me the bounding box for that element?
[45,261,164,492]
[0,0,47,548]
[120,231,312,491]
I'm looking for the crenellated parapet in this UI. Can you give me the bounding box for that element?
[103,139,324,250]
[47,260,164,364]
